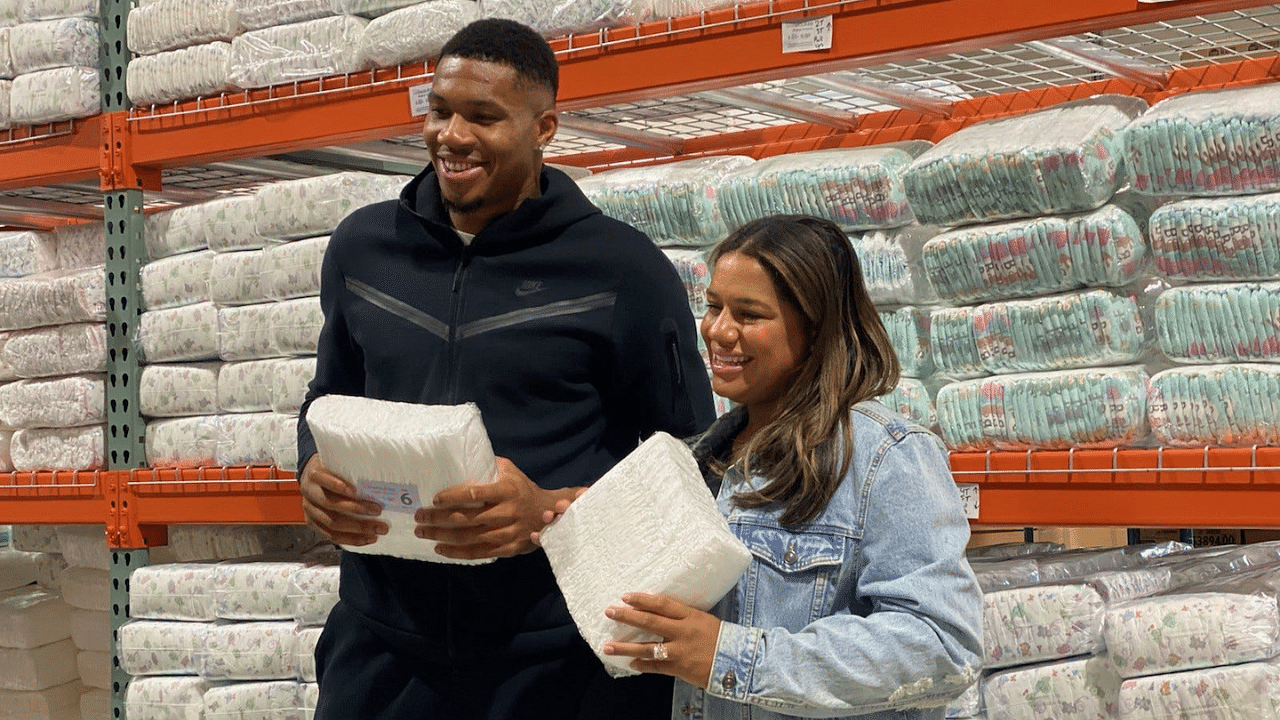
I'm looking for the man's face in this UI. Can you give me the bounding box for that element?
[423,56,558,234]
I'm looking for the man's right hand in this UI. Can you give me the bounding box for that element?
[299,456,388,546]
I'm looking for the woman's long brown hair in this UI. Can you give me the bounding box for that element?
[712,215,900,526]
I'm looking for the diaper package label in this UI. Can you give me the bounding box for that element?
[359,481,421,515]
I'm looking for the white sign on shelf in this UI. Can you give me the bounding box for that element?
[408,83,433,117]
[956,483,980,520]
[781,15,833,54]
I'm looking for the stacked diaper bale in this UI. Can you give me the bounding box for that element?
[0,583,83,720]
[7,524,68,592]
[124,0,246,106]
[355,0,477,69]
[49,525,111,716]
[0,0,99,128]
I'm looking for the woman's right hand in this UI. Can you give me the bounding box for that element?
[299,456,388,546]
[529,487,587,546]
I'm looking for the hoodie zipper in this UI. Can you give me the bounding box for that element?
[446,247,471,404]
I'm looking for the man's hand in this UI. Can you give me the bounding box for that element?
[299,456,388,546]
[416,458,584,560]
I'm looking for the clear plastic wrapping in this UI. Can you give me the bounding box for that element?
[288,562,337,626]
[210,559,304,620]
[0,587,71,649]
[967,542,1067,560]
[930,306,987,380]
[0,231,57,277]
[126,0,238,56]
[0,374,104,429]
[1148,191,1280,282]
[935,365,1149,451]
[209,249,269,307]
[946,678,982,719]
[903,97,1142,226]
[270,412,298,471]
[970,557,1040,593]
[9,425,103,470]
[138,302,221,363]
[2,323,107,378]
[51,221,104,271]
[0,267,105,332]
[878,306,933,378]
[204,195,270,252]
[481,0,645,40]
[1166,542,1280,591]
[198,621,299,680]
[269,296,323,356]
[228,15,370,90]
[578,156,754,246]
[983,582,1105,669]
[294,626,320,681]
[119,619,209,675]
[1154,281,1280,363]
[218,359,280,413]
[129,563,217,621]
[930,290,1147,377]
[271,357,315,414]
[17,0,96,20]
[140,362,221,418]
[717,147,916,233]
[660,248,709,318]
[921,204,1147,304]
[253,172,407,241]
[124,677,212,720]
[1126,85,1280,197]
[262,235,327,300]
[6,17,96,74]
[127,41,236,107]
[878,377,936,430]
[356,0,478,68]
[144,415,220,467]
[140,249,214,311]
[850,225,939,306]
[983,655,1120,720]
[214,412,277,466]
[144,205,209,261]
[9,65,98,123]
[236,0,337,30]
[217,303,277,361]
[1118,659,1280,720]
[203,680,305,720]
[1148,364,1280,447]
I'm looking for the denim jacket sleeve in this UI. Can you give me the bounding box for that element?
[704,430,984,717]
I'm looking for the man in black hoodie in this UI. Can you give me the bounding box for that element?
[295,18,716,720]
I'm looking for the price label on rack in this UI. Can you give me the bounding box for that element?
[409,83,433,117]
[781,15,833,54]
[956,483,980,520]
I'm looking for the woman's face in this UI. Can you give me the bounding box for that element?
[701,251,809,420]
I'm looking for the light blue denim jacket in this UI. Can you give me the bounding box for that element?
[672,401,983,720]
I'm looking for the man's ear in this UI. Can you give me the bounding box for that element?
[537,109,558,150]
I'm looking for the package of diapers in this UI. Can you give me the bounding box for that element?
[1117,659,1280,720]
[213,412,277,466]
[262,235,327,300]
[0,587,71,649]
[236,0,337,31]
[269,296,323,356]
[850,225,939,307]
[270,357,315,414]
[55,524,106,570]
[971,557,1041,593]
[204,195,271,252]
[51,222,104,271]
[0,374,104,429]
[270,412,299,471]
[253,172,408,241]
[0,231,57,278]
[946,677,982,719]
[983,581,1105,670]
[7,17,97,75]
[293,626,321,681]
[144,205,208,261]
[218,359,281,413]
[69,608,108,651]
[210,558,305,620]
[717,147,915,233]
[0,679,83,720]
[127,41,236,107]
[58,566,106,612]
[904,96,1142,226]
[930,306,989,380]
[1148,364,1280,447]
[306,397,498,563]
[209,249,269,307]
[356,0,478,68]
[75,649,108,689]
[878,377,936,430]
[144,415,221,467]
[1126,84,1280,197]
[540,432,752,677]
[8,524,60,554]
[0,548,42,591]
[0,638,78,690]
[2,323,107,378]
[8,66,99,125]
[139,302,221,363]
[10,426,104,471]
[984,655,1120,720]
[140,249,214,311]
[119,619,210,676]
[228,15,370,90]
[660,248,710,318]
[878,306,933,379]
[0,267,105,332]
[80,688,110,720]
[0,79,10,127]
[130,563,217,621]
[124,676,211,720]
[481,0,645,40]
[1154,281,1280,364]
[139,363,221,418]
[203,680,305,720]
[218,303,278,361]
[165,524,320,562]
[1147,191,1280,283]
[18,0,98,20]
[288,562,338,626]
[126,0,237,55]
[197,621,299,680]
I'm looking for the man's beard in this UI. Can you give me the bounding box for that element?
[443,196,484,215]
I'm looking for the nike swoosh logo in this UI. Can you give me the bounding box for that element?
[515,282,547,297]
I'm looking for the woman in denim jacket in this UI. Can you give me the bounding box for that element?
[598,215,983,719]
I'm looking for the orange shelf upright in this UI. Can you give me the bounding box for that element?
[0,115,104,191]
[0,471,108,525]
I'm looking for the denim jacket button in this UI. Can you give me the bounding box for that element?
[721,668,737,692]
[783,549,798,564]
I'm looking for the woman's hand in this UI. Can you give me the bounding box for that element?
[603,592,721,689]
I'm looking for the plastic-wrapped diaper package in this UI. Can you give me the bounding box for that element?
[204,680,305,720]
[58,566,106,611]
[879,306,933,378]
[270,357,315,414]
[356,0,478,68]
[1148,192,1280,282]
[1105,564,1280,679]
[0,548,41,591]
[0,335,15,381]
[0,231,57,278]
[933,291,1147,377]
[214,412,277,466]
[931,307,988,380]
[34,552,68,592]
[140,249,214,311]
[270,412,298,471]
[126,0,237,55]
[253,172,407,241]
[69,608,108,651]
[579,156,754,246]
[128,41,237,106]
[946,678,982,719]
[0,638,77,690]
[124,676,212,720]
[0,679,84,720]
[0,375,105,429]
[288,562,338,626]
[130,563,217,621]
[1035,543,1188,584]
[8,524,59,553]
[0,80,11,128]
[236,0,337,30]
[8,66,99,124]
[9,426,104,471]
[301,681,318,720]
[308,398,497,562]
[228,15,371,89]
[269,296,323,356]
[165,524,321,562]
[904,97,1142,226]
[144,415,220,467]
[140,363,221,418]
[984,655,1120,720]
[204,195,271,252]
[851,225,939,306]
[76,649,108,689]
[482,0,645,38]
[210,559,305,620]
[540,432,753,677]
[210,249,269,307]
[139,302,221,363]
[717,147,916,232]
[879,377,936,429]
[1126,85,1280,197]
[1148,364,1280,447]
[294,626,321,681]
[921,204,1147,304]
[55,524,106,570]
[0,30,11,79]
[1154,281,1280,363]
[0,267,105,332]
[971,557,1041,593]
[0,587,71,649]
[51,222,103,271]
[1118,659,1280,720]
[6,17,96,75]
[660,248,709,317]
[2,323,106,378]
[935,366,1149,451]
[983,582,1105,670]
[198,621,300,680]
[218,303,277,361]
[1084,566,1174,606]
[263,235,327,301]
[144,205,207,261]
[18,0,99,20]
[218,359,281,413]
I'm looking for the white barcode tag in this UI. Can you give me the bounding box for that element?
[408,83,433,117]
[359,481,422,515]
[781,16,833,54]
[956,483,980,520]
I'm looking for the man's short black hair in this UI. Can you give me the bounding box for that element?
[439,19,559,99]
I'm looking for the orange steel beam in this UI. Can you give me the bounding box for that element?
[0,115,104,191]
[0,471,107,524]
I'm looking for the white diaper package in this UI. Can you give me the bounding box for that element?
[253,172,407,241]
[9,425,104,471]
[139,302,221,363]
[218,303,278,361]
[0,638,77,691]
[0,267,105,332]
[198,621,300,680]
[271,357,315,414]
[288,562,338,626]
[119,619,210,676]
[127,41,236,107]
[0,679,83,720]
[79,688,109,720]
[300,681,318,720]
[204,195,271,252]
[269,296,323,356]
[140,249,215,311]
[129,563,217,621]
[262,235,327,300]
[51,222,104,272]
[0,587,71,649]
[983,655,1120,720]
[0,375,104,429]
[211,559,305,620]
[0,548,41,591]
[18,0,97,20]
[164,524,320,562]
[228,15,370,89]
[140,363,221,418]
[144,415,220,467]
[236,0,336,29]
[540,432,752,677]
[68,608,108,651]
[983,582,1105,670]
[8,524,60,553]
[144,206,208,261]
[306,397,497,563]
[294,626,321,681]
[75,649,108,689]
[126,0,237,55]
[0,230,57,277]
[124,676,211,720]
[203,680,305,720]
[218,359,281,413]
[1117,659,1280,720]
[6,17,97,75]
[209,249,269,307]
[58,566,106,611]
[215,411,278,466]
[55,524,106,570]
[0,334,17,382]
[0,430,12,471]
[2,323,106,378]
[270,412,299,471]
[8,66,99,125]
[356,0,477,68]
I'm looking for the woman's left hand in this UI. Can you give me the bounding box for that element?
[604,592,721,688]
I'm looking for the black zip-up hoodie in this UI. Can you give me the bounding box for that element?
[297,164,715,664]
